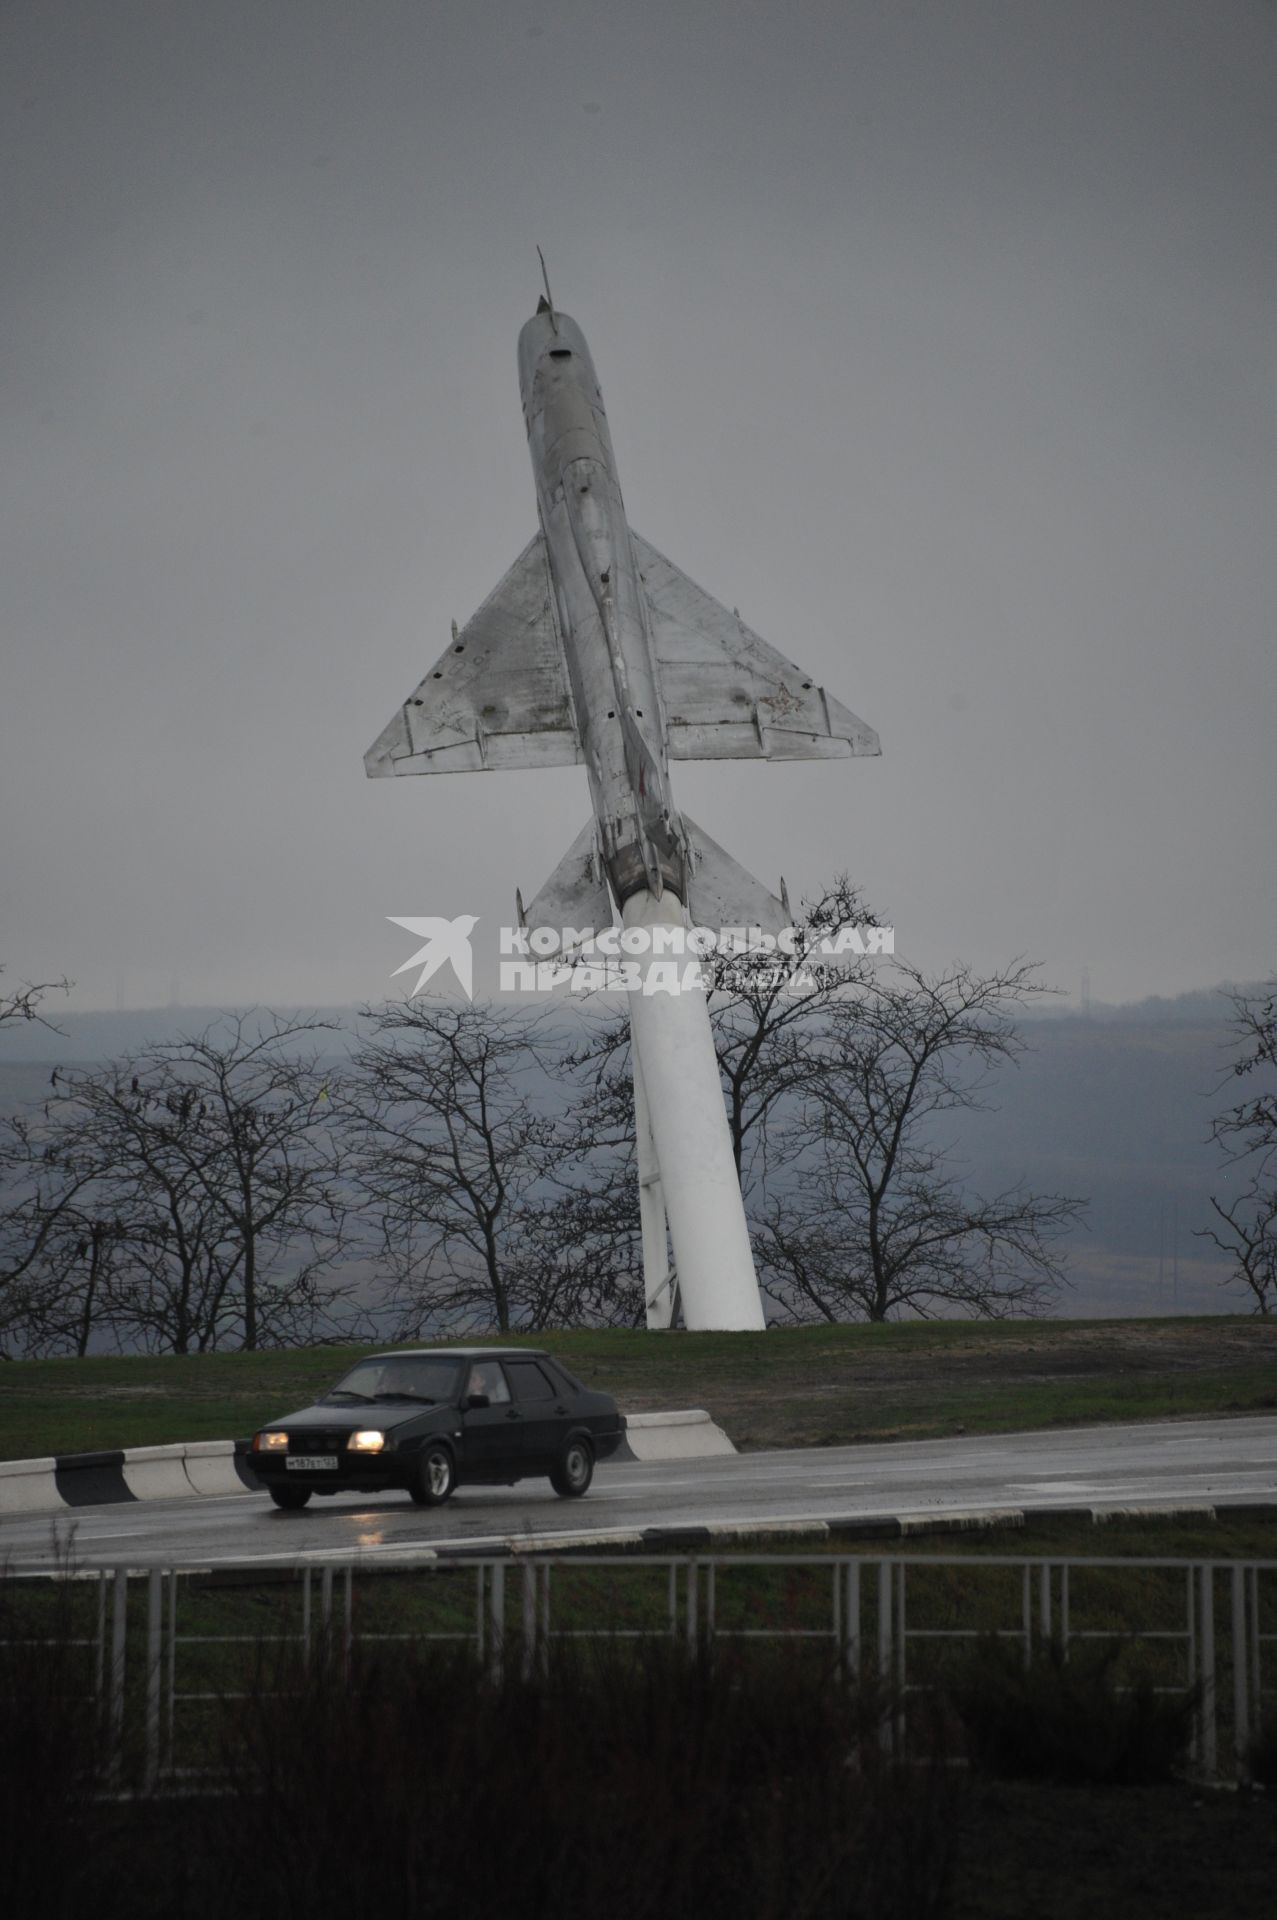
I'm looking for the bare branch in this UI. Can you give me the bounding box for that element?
[0,968,72,1038]
[1201,984,1277,1313]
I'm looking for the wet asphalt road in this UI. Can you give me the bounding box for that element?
[3,1415,1275,1571]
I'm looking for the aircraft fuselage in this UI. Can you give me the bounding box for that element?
[518,308,683,906]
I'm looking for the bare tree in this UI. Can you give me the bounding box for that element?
[0,1016,349,1356]
[1199,1189,1277,1317]
[513,1029,647,1328]
[702,876,882,1182]
[344,1000,565,1334]
[0,1075,236,1356]
[144,1015,349,1349]
[547,879,884,1322]
[1197,979,1277,1314]
[1207,980,1277,1175]
[0,1146,64,1356]
[758,959,1084,1322]
[0,966,78,1353]
[0,967,71,1035]
[0,967,99,1354]
[0,1156,134,1360]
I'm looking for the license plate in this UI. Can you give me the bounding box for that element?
[286,1455,338,1471]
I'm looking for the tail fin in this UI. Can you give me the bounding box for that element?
[519,820,613,956]
[519,814,791,955]
[682,815,789,941]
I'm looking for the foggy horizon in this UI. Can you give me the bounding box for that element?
[18,972,1274,1023]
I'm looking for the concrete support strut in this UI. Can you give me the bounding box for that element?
[623,889,765,1330]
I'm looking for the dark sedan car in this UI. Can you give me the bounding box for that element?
[251,1347,624,1511]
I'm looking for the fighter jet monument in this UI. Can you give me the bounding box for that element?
[366,272,879,1330]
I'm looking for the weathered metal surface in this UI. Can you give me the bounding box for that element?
[632,532,880,760]
[363,533,581,776]
[519,816,612,945]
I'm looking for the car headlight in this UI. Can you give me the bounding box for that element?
[254,1431,288,1451]
[346,1430,386,1453]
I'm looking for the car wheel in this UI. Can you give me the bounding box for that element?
[549,1436,594,1498]
[410,1442,456,1507]
[268,1485,311,1511]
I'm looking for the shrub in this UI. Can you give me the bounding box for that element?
[0,1578,103,1920]
[198,1636,957,1920]
[0,1580,960,1919]
[950,1636,1195,1785]
[1247,1709,1277,1786]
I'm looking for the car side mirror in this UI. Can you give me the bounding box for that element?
[464,1393,490,1411]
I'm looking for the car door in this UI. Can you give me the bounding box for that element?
[503,1358,565,1469]
[458,1360,525,1479]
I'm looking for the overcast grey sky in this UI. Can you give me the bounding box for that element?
[2,0,1273,1011]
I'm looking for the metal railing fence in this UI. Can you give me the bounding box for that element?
[3,1551,1272,1787]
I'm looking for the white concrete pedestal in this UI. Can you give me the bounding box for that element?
[623,890,765,1331]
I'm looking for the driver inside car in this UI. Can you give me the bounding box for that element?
[466,1360,510,1403]
[379,1364,417,1396]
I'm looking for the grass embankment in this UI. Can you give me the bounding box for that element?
[1,1315,1275,1463]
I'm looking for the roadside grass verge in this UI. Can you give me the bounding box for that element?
[817,1511,1277,1560]
[2,1315,1275,1461]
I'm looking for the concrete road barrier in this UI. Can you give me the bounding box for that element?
[0,1410,730,1515]
[0,1456,62,1515]
[55,1451,133,1507]
[622,1410,736,1461]
[183,1439,259,1497]
[121,1444,199,1502]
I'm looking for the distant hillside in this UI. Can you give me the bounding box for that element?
[951,1012,1238,1315]
[1021,984,1270,1027]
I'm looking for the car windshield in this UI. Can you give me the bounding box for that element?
[324,1356,464,1405]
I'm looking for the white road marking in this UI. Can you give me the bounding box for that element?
[1007,1472,1275,1494]
[1006,1483,1104,1494]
